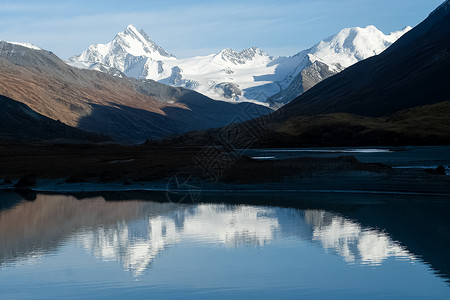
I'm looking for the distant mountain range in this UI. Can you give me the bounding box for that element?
[67,25,410,107]
[168,0,450,147]
[0,41,270,143]
[1,1,448,146]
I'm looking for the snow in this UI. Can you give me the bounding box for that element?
[67,24,410,106]
[67,24,175,74]
[308,25,412,69]
[5,41,41,50]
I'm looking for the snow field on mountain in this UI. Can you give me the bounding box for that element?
[68,25,411,106]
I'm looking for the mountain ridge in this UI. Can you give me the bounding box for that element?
[68,24,410,107]
[162,0,450,148]
[0,41,270,143]
[278,0,450,119]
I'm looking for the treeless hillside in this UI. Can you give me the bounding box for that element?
[278,1,450,119]
[0,94,109,143]
[0,42,270,142]
[161,2,450,148]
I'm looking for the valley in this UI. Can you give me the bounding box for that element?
[0,1,449,299]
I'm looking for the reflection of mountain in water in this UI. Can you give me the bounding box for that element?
[78,205,281,276]
[0,194,176,267]
[0,193,430,278]
[79,216,180,276]
[75,204,415,277]
[306,210,413,265]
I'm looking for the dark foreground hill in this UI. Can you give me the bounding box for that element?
[279,0,450,119]
[162,101,450,147]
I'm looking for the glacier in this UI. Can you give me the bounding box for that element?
[67,25,411,107]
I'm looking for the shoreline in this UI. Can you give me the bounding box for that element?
[1,145,449,203]
[2,170,450,198]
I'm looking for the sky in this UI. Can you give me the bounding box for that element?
[0,0,445,60]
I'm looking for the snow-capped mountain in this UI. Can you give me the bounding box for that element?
[68,25,411,107]
[267,25,411,106]
[68,25,175,71]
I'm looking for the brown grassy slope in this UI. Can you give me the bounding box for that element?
[162,101,450,147]
[0,43,272,142]
[273,101,450,146]
[0,94,109,143]
[385,100,450,134]
[0,54,180,129]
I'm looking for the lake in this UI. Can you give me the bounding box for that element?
[242,146,450,175]
[1,191,449,299]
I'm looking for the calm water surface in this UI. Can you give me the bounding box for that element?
[0,191,449,299]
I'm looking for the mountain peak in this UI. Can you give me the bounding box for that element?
[120,24,142,39]
[68,23,409,106]
[126,24,137,31]
[219,48,239,57]
[308,25,411,68]
[217,47,269,65]
[242,46,268,57]
[114,25,175,59]
[281,0,450,120]
[67,25,175,72]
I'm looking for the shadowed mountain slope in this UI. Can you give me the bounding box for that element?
[164,101,450,147]
[0,95,108,144]
[0,42,270,143]
[163,1,450,148]
[278,0,450,119]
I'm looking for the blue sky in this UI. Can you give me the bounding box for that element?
[0,0,444,59]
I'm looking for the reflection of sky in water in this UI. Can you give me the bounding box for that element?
[76,205,415,277]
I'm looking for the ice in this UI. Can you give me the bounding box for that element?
[67,25,410,105]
